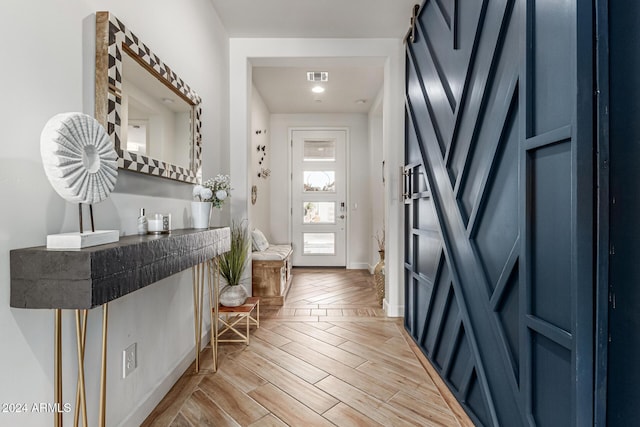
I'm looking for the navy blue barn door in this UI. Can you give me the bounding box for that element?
[403,1,595,425]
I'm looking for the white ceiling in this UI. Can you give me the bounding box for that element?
[209,0,418,114]
[252,61,384,114]
[209,0,419,38]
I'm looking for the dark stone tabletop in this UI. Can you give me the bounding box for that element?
[10,227,230,309]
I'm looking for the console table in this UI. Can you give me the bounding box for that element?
[10,227,230,427]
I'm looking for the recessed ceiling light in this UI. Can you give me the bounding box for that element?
[312,86,325,94]
[355,99,367,104]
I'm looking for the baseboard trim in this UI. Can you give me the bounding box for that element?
[383,298,403,317]
[347,262,369,270]
[119,330,211,427]
[400,326,474,427]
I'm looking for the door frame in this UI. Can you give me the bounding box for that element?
[288,126,350,267]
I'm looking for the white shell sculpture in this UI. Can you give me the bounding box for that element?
[40,112,118,204]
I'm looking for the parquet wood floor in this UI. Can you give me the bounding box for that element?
[142,268,469,427]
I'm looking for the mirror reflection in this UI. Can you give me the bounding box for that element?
[121,52,192,169]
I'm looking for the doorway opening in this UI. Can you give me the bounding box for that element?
[229,38,406,315]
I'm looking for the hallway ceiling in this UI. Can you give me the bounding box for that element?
[252,61,384,114]
[210,0,418,114]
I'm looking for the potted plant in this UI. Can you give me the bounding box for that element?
[192,174,231,228]
[218,220,250,306]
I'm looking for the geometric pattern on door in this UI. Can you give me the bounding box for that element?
[404,1,594,426]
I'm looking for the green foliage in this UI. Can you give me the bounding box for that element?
[219,221,249,286]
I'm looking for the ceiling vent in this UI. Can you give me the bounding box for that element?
[307,71,329,82]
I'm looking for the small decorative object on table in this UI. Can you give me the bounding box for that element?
[148,213,171,234]
[374,229,385,307]
[137,209,148,235]
[219,220,249,307]
[40,112,119,249]
[192,174,231,228]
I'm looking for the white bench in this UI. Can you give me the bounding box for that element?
[251,244,293,306]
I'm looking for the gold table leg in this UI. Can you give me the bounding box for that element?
[207,258,220,372]
[192,265,198,372]
[74,310,88,427]
[54,305,108,427]
[99,304,108,427]
[192,263,206,372]
[54,309,62,427]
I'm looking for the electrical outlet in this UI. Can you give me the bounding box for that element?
[122,343,137,378]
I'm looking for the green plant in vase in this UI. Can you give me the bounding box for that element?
[218,220,250,306]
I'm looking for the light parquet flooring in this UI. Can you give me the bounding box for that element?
[142,268,465,427]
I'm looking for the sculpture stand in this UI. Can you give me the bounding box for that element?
[79,203,94,233]
[46,203,119,249]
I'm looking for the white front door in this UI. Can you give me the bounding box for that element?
[291,129,347,267]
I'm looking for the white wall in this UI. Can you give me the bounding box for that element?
[249,85,272,240]
[0,1,228,426]
[269,114,371,268]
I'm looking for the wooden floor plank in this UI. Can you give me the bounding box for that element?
[312,288,376,305]
[197,376,269,425]
[329,324,422,367]
[323,402,386,427]
[400,324,474,427]
[325,322,404,349]
[143,268,471,427]
[169,412,193,427]
[270,315,320,322]
[328,319,400,338]
[248,383,336,427]
[305,321,335,331]
[321,316,396,323]
[280,340,399,401]
[326,308,344,316]
[249,335,330,383]
[316,375,438,427]
[270,324,367,368]
[180,390,240,427]
[339,339,423,377]
[247,414,289,427]
[141,348,215,427]
[236,350,337,414]
[217,358,268,394]
[388,390,460,427]
[252,326,293,347]
[283,321,348,346]
[305,287,371,303]
[357,360,438,396]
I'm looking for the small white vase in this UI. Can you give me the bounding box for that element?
[191,201,212,229]
[219,285,248,307]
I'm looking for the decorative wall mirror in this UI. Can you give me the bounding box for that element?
[95,11,202,183]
